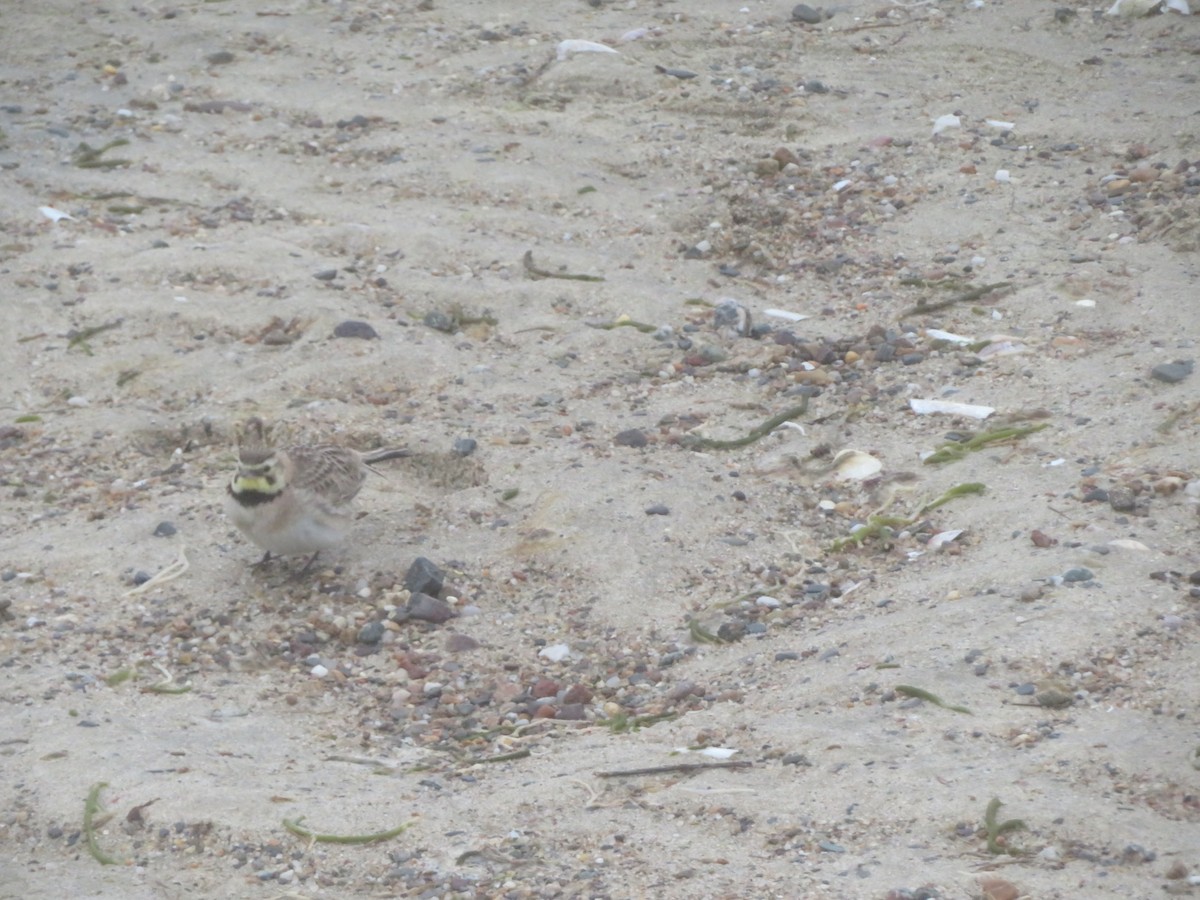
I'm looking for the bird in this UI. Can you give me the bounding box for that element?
[224,416,408,572]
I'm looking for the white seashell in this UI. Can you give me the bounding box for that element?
[831,449,883,481]
[908,398,994,419]
[764,308,810,322]
[1108,538,1150,551]
[39,205,74,222]
[927,529,963,550]
[975,340,1027,360]
[538,643,571,662]
[556,39,620,61]
[932,114,961,135]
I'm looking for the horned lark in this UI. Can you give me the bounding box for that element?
[225,417,407,571]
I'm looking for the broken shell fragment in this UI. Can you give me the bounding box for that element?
[831,449,883,481]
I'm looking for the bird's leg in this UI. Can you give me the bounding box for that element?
[294,551,321,578]
[251,550,274,570]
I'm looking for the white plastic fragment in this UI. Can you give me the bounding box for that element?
[538,643,571,662]
[985,119,1015,130]
[1075,299,1096,308]
[925,328,974,344]
[1109,0,1188,13]
[908,398,994,419]
[675,746,739,759]
[763,308,810,322]
[932,114,961,135]
[832,179,853,192]
[556,39,620,61]
[994,169,1011,183]
[39,206,74,222]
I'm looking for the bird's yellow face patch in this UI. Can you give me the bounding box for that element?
[232,473,278,494]
[230,458,284,498]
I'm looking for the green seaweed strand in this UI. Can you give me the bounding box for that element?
[681,399,809,451]
[282,816,413,844]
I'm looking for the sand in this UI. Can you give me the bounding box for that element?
[2,0,1199,897]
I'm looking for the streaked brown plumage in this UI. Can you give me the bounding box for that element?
[224,417,406,569]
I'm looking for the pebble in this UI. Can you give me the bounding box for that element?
[978,877,1019,900]
[424,311,456,332]
[333,320,379,340]
[1151,359,1193,383]
[404,557,445,597]
[357,621,385,644]
[614,428,649,448]
[452,437,477,457]
[444,633,481,653]
[313,268,338,281]
[1108,486,1136,512]
[792,3,827,23]
[716,621,747,642]
[644,503,670,516]
[1014,682,1037,695]
[404,592,455,624]
[1062,567,1094,583]
[153,521,177,537]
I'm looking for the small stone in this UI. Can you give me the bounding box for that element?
[452,437,477,457]
[333,320,379,340]
[404,556,445,597]
[556,703,587,720]
[644,503,670,516]
[1062,567,1094,583]
[1151,360,1193,383]
[153,521,177,537]
[792,3,826,23]
[1108,486,1137,512]
[444,633,480,653]
[532,678,559,699]
[1019,583,1044,602]
[1165,860,1190,879]
[563,683,593,704]
[716,621,746,642]
[205,50,236,65]
[406,592,455,624]
[313,268,338,281]
[979,877,1019,900]
[614,428,648,448]
[424,311,456,332]
[311,664,329,678]
[357,621,385,644]
[1014,683,1037,695]
[1081,486,1109,503]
